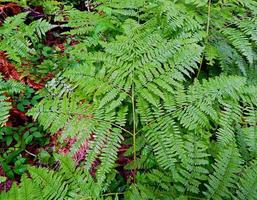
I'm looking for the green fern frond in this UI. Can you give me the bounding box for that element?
[8,1,256,199]
[236,160,257,200]
[216,102,242,144]
[0,96,11,127]
[0,156,100,200]
[0,13,52,64]
[97,0,145,18]
[178,134,209,194]
[204,145,242,200]
[96,128,123,183]
[145,116,185,171]
[223,28,254,64]
[237,18,257,45]
[0,77,25,127]
[242,106,257,155]
[184,0,208,7]
[28,18,53,40]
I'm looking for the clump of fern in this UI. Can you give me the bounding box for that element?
[0,156,115,200]
[1,0,257,199]
[0,12,52,65]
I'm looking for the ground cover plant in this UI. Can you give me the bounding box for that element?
[0,0,257,199]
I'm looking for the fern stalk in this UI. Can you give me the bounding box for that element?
[197,0,212,78]
[132,81,137,180]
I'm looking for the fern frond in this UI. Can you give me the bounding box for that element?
[178,134,209,194]
[216,101,242,144]
[96,128,123,183]
[242,105,257,154]
[236,160,257,200]
[145,116,185,171]
[0,156,101,200]
[29,167,70,200]
[63,8,114,37]
[0,77,24,126]
[0,96,11,127]
[184,0,208,7]
[97,0,145,18]
[28,18,53,41]
[222,28,254,64]
[204,145,242,200]
[0,13,52,64]
[237,18,257,45]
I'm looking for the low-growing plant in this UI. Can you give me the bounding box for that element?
[0,0,257,199]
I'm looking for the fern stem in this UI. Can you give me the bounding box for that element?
[196,0,212,79]
[92,117,133,136]
[94,117,133,136]
[185,195,207,200]
[109,122,133,136]
[79,192,124,199]
[206,0,211,36]
[132,83,137,178]
[101,192,124,197]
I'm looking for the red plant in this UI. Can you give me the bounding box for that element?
[117,144,136,182]
[0,51,20,80]
[0,51,55,89]
[0,167,14,192]
[0,3,21,23]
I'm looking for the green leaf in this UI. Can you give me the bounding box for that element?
[33,131,42,138]
[17,103,25,112]
[6,136,13,146]
[25,135,33,144]
[0,176,7,183]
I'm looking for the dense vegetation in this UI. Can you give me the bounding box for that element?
[0,0,257,199]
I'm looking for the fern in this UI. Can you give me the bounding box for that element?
[0,156,104,200]
[29,17,204,183]
[205,0,257,79]
[178,134,209,194]
[223,28,254,64]
[204,145,242,200]
[97,0,145,18]
[236,160,257,200]
[242,105,257,155]
[2,0,257,199]
[0,76,24,126]
[0,13,52,64]
[185,0,208,7]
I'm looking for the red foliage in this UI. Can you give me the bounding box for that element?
[0,51,20,80]
[30,6,44,14]
[48,131,102,175]
[70,39,80,46]
[0,3,21,23]
[8,108,28,126]
[0,51,54,89]
[117,144,136,182]
[56,43,66,52]
[73,140,89,164]
[0,167,14,192]
[48,130,136,180]
[44,31,65,46]
[0,179,13,192]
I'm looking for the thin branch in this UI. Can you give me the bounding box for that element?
[25,149,36,157]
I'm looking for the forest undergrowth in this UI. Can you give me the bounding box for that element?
[0,0,257,199]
